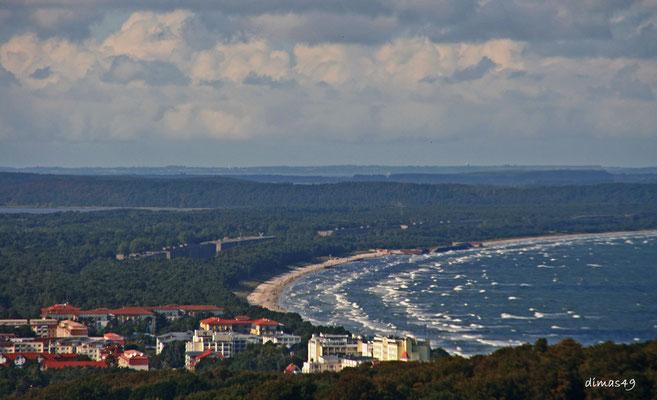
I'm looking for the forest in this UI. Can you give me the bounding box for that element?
[2,172,657,208]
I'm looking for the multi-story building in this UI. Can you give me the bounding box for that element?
[307,333,362,362]
[368,336,431,362]
[55,320,88,338]
[185,330,260,358]
[261,333,301,347]
[118,350,149,371]
[77,308,111,330]
[0,338,46,353]
[40,303,81,321]
[156,331,193,355]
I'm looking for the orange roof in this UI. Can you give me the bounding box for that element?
[42,360,107,369]
[178,305,224,311]
[109,307,153,315]
[41,304,81,315]
[284,363,300,373]
[78,308,110,314]
[149,304,180,310]
[235,315,250,320]
[201,317,252,325]
[252,318,279,326]
[103,333,125,340]
[196,350,225,360]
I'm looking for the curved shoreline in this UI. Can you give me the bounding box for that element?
[247,229,657,312]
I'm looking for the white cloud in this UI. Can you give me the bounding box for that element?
[0,7,655,160]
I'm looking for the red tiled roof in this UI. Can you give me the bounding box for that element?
[41,304,81,315]
[103,333,125,340]
[108,307,153,315]
[126,357,149,366]
[234,315,250,320]
[252,318,279,326]
[284,363,300,373]
[201,318,252,325]
[42,360,107,369]
[149,304,180,311]
[195,351,226,361]
[178,305,223,311]
[78,308,110,314]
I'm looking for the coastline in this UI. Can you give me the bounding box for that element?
[247,252,381,312]
[248,229,657,313]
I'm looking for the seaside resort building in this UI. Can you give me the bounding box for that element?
[303,333,431,373]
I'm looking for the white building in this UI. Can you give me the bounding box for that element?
[156,331,193,355]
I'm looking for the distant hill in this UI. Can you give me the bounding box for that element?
[2,165,656,185]
[1,172,656,208]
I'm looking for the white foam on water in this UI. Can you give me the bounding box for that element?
[500,313,535,320]
[508,296,519,300]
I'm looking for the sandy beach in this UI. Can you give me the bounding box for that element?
[247,252,381,312]
[248,229,657,312]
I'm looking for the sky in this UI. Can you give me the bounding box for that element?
[0,1,656,167]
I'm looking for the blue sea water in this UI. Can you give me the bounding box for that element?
[279,231,657,356]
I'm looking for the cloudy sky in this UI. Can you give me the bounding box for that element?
[1,1,656,167]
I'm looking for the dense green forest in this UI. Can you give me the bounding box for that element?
[2,172,657,208]
[3,338,655,399]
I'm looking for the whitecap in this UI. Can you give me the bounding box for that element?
[508,296,519,300]
[500,313,535,320]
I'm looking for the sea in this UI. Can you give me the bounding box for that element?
[279,231,657,356]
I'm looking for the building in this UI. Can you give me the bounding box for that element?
[56,320,88,338]
[40,303,81,320]
[368,336,431,362]
[77,308,111,330]
[307,333,362,362]
[185,350,225,371]
[199,316,281,335]
[103,333,125,347]
[156,331,193,355]
[0,338,46,353]
[149,305,182,320]
[108,307,155,332]
[185,330,259,358]
[0,319,58,337]
[284,363,302,374]
[302,354,377,373]
[118,350,149,371]
[261,333,301,348]
[31,319,59,337]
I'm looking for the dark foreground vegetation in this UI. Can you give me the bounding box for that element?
[2,338,654,400]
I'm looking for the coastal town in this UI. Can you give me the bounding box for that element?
[0,302,431,374]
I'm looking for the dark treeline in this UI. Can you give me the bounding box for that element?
[4,338,655,399]
[2,172,657,208]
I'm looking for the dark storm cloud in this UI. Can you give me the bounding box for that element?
[2,0,654,54]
